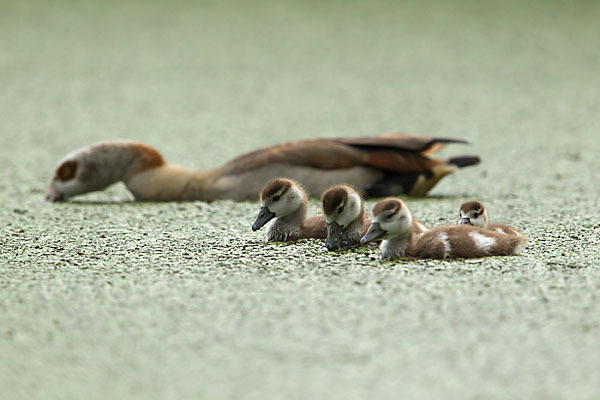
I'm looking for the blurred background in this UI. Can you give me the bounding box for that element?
[1,0,598,201]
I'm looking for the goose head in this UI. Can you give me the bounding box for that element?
[252,178,307,231]
[45,141,164,202]
[458,200,489,228]
[361,198,413,244]
[321,185,363,251]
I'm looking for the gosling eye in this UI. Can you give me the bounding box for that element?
[472,213,479,218]
[338,206,344,214]
[273,195,281,202]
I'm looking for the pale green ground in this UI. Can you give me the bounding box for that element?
[1,1,600,399]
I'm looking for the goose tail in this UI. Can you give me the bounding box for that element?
[448,156,481,168]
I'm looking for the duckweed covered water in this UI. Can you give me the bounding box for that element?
[1,1,599,399]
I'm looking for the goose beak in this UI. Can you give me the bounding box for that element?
[252,206,275,231]
[458,217,471,225]
[45,184,65,202]
[325,222,344,251]
[360,222,385,245]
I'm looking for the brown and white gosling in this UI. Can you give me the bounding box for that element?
[321,185,371,251]
[251,178,327,242]
[361,198,526,260]
[458,200,523,236]
[45,133,480,202]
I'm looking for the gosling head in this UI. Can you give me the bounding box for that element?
[45,141,164,202]
[360,198,412,245]
[252,178,307,231]
[458,200,489,228]
[321,185,363,251]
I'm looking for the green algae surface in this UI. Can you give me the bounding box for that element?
[1,1,600,399]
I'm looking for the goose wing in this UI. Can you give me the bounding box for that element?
[221,133,470,175]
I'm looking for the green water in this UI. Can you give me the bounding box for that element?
[1,1,599,399]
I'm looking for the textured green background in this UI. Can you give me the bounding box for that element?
[1,1,599,399]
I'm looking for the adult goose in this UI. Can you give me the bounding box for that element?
[45,133,480,202]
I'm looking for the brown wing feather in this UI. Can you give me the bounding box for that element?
[335,132,469,153]
[221,139,364,174]
[221,133,463,176]
[362,150,443,172]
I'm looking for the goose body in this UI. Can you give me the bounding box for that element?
[409,225,526,259]
[251,178,327,242]
[321,185,371,251]
[46,133,480,202]
[361,198,526,260]
[458,201,523,236]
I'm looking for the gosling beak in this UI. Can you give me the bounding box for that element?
[325,222,344,251]
[252,206,275,231]
[458,217,472,225]
[45,185,65,202]
[360,222,385,245]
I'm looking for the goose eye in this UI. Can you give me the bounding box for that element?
[56,160,78,181]
[338,206,344,214]
[472,213,479,218]
[273,195,281,202]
